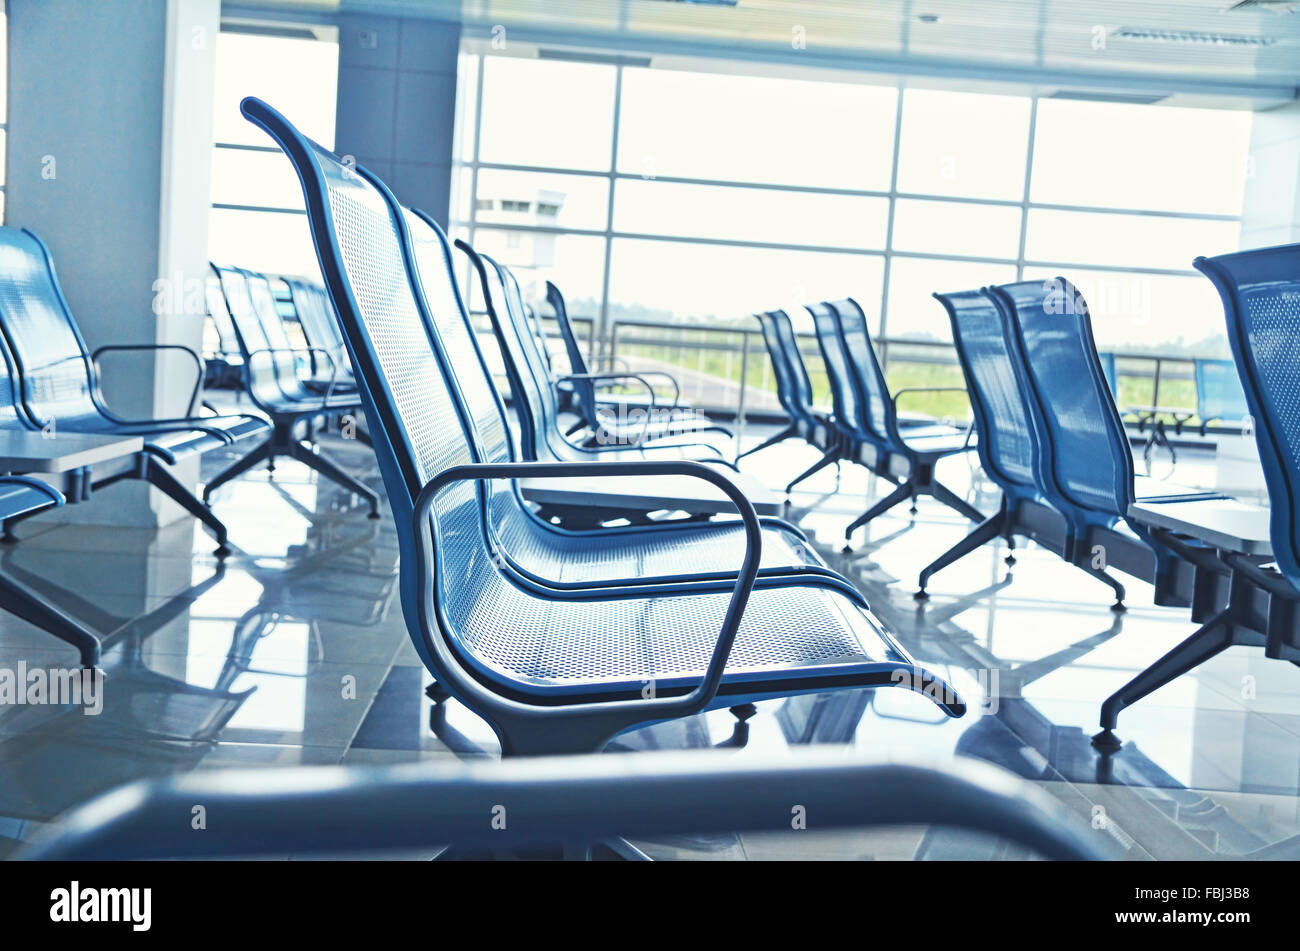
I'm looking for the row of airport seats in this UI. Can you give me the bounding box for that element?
[2,95,1120,860]
[750,254,1300,750]
[0,225,395,664]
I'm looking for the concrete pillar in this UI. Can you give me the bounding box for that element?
[5,0,220,527]
[335,13,459,227]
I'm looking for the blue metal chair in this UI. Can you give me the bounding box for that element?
[202,273,246,390]
[242,95,963,756]
[988,278,1183,611]
[816,298,981,544]
[544,280,726,446]
[742,311,838,462]
[1194,357,1250,435]
[919,290,1048,597]
[204,264,379,517]
[457,238,736,470]
[0,227,269,555]
[1087,245,1300,749]
[397,205,865,603]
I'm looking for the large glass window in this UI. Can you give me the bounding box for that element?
[451,50,1254,408]
[207,28,339,275]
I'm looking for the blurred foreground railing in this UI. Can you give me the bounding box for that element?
[25,749,1107,860]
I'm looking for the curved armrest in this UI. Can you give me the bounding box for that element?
[600,369,682,412]
[412,459,761,725]
[561,372,661,442]
[246,346,338,409]
[891,385,967,406]
[92,343,205,419]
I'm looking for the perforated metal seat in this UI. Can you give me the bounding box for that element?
[203,263,379,517]
[397,205,864,599]
[0,226,269,553]
[243,95,963,756]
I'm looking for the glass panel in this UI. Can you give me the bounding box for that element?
[886,256,1018,342]
[466,229,606,318]
[478,57,615,171]
[1031,99,1252,216]
[211,147,306,209]
[614,179,888,250]
[475,168,609,231]
[607,238,883,326]
[212,32,339,149]
[617,67,897,190]
[1024,209,1239,271]
[897,88,1031,201]
[208,208,321,277]
[891,198,1022,260]
[0,130,6,188]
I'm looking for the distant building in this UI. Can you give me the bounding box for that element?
[474,186,566,268]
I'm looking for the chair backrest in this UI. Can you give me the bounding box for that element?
[754,312,802,423]
[546,280,598,425]
[1194,357,1249,425]
[240,98,495,678]
[456,239,549,460]
[403,209,514,468]
[0,227,105,427]
[204,275,242,358]
[769,310,817,415]
[1195,243,1300,586]
[828,297,895,445]
[989,278,1133,519]
[287,280,340,352]
[933,289,1038,492]
[214,264,301,392]
[806,301,865,440]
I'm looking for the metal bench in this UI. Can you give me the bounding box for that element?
[242,94,964,757]
[0,226,269,555]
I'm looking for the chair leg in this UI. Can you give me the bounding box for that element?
[0,572,101,667]
[1092,611,1235,750]
[564,419,587,437]
[844,482,913,543]
[915,510,1007,599]
[929,481,985,523]
[737,424,796,460]
[1078,557,1127,613]
[146,457,232,556]
[202,440,271,503]
[288,441,381,518]
[785,448,840,494]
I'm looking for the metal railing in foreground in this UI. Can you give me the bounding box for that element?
[24,748,1107,861]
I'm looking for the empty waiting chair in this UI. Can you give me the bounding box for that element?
[544,280,726,446]
[204,264,378,517]
[458,239,736,470]
[285,278,357,394]
[920,289,1048,598]
[243,95,963,756]
[0,227,269,554]
[397,204,863,601]
[810,298,979,542]
[742,311,839,464]
[988,278,1190,609]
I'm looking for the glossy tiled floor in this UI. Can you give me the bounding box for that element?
[2,418,1298,860]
